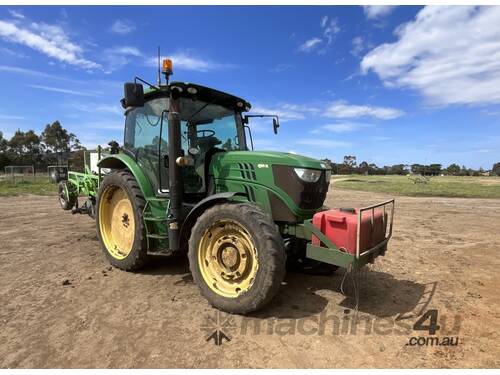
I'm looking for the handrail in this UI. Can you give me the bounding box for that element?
[356,199,395,258]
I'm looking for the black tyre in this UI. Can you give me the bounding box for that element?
[188,203,286,314]
[288,258,338,276]
[58,180,77,210]
[95,170,149,271]
[285,238,338,276]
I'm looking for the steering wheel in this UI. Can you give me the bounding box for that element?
[197,129,216,138]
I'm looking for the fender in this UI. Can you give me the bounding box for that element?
[97,154,155,198]
[179,192,246,247]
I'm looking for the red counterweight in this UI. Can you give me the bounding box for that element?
[312,208,387,255]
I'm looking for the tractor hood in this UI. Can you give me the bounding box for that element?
[210,150,330,218]
[212,150,327,170]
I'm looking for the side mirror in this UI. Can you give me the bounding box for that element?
[123,82,144,108]
[273,117,280,134]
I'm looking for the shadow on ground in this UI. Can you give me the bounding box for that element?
[129,251,435,323]
[250,269,434,321]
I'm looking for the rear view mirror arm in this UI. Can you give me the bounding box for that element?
[244,125,254,150]
[243,114,280,134]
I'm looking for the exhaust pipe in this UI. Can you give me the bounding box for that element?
[167,86,184,252]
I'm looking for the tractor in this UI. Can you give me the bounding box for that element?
[58,59,395,314]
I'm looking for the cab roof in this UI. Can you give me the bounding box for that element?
[143,81,252,112]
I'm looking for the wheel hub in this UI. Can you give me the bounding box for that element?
[198,220,258,298]
[220,244,239,270]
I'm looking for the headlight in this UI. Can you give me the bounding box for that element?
[325,170,332,181]
[293,168,322,183]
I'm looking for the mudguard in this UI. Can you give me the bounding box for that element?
[97,154,155,198]
[179,192,246,247]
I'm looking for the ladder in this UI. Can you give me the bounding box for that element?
[142,197,170,255]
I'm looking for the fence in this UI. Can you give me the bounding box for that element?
[3,165,35,183]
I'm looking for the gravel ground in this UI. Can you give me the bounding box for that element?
[0,188,499,368]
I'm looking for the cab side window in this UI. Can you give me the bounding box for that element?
[123,98,169,193]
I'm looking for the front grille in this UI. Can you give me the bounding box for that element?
[273,165,329,210]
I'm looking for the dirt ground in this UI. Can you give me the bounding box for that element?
[1,188,500,368]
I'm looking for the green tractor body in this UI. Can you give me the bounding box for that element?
[58,74,394,313]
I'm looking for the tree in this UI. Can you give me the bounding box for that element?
[493,162,500,176]
[446,163,461,176]
[428,164,442,176]
[8,130,27,162]
[0,131,11,170]
[343,155,357,168]
[339,155,357,174]
[358,161,373,175]
[41,121,82,164]
[7,129,43,168]
[411,164,425,175]
[358,161,370,174]
[390,164,407,175]
[23,130,43,168]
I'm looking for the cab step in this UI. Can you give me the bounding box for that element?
[147,248,173,257]
[146,233,169,239]
[143,215,168,222]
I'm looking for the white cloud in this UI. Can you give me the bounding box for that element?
[0,46,27,58]
[322,17,340,45]
[102,46,142,72]
[320,15,329,28]
[296,139,352,148]
[298,37,322,52]
[351,36,365,57]
[252,103,321,122]
[312,122,372,133]
[0,114,24,120]
[109,20,135,35]
[0,20,100,70]
[0,65,85,83]
[324,100,404,120]
[298,16,340,53]
[70,102,122,115]
[76,132,121,149]
[80,121,123,130]
[361,6,500,106]
[146,51,234,72]
[270,63,292,73]
[105,46,141,57]
[27,84,101,97]
[363,6,397,19]
[8,9,25,19]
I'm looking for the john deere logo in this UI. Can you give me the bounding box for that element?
[202,311,236,346]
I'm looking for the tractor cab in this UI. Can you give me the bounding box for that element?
[122,81,254,202]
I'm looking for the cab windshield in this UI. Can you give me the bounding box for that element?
[180,98,244,152]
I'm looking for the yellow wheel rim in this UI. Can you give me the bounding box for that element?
[98,185,135,260]
[198,219,259,298]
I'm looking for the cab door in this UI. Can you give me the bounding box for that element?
[123,97,169,195]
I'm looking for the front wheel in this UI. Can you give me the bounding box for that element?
[188,203,286,314]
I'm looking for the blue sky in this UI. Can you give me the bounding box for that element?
[0,5,499,169]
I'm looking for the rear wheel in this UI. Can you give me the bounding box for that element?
[96,170,149,270]
[58,180,77,210]
[189,203,286,314]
